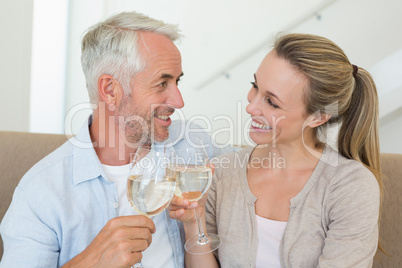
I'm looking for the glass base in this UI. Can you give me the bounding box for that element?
[131,262,143,268]
[184,233,221,254]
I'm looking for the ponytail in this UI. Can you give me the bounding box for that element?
[338,67,384,255]
[337,67,383,191]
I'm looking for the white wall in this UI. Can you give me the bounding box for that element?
[380,108,402,154]
[0,0,33,132]
[64,0,339,142]
[1,0,402,153]
[29,0,69,133]
[169,0,402,151]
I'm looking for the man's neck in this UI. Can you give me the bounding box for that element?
[90,111,136,166]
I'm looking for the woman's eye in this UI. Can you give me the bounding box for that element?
[250,81,257,89]
[266,98,280,109]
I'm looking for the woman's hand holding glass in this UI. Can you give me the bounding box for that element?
[167,143,220,254]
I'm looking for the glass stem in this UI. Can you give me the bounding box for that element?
[194,208,209,245]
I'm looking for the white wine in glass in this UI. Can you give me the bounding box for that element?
[126,145,176,267]
[170,164,212,201]
[127,175,176,216]
[171,144,221,254]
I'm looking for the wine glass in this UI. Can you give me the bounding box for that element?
[127,144,176,267]
[171,142,221,254]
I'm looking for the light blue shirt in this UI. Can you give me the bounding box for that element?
[0,117,235,267]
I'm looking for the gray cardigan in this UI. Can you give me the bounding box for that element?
[206,145,380,268]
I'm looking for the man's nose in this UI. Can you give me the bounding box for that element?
[167,86,184,109]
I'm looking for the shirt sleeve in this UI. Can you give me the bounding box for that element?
[0,185,59,267]
[318,167,380,267]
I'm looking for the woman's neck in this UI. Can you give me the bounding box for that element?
[251,141,325,172]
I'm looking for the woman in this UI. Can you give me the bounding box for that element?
[169,33,382,267]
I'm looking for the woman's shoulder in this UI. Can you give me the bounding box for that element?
[320,145,379,196]
[323,145,375,177]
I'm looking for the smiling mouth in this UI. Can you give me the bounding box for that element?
[155,114,170,121]
[154,107,175,122]
[251,120,272,130]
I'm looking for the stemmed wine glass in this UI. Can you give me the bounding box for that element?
[127,144,176,267]
[170,142,221,254]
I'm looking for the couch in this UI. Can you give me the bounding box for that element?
[0,131,401,266]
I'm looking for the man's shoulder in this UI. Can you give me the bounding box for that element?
[167,120,209,145]
[167,120,232,157]
[19,140,74,188]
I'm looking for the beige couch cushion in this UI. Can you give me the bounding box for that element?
[0,131,66,257]
[373,153,402,267]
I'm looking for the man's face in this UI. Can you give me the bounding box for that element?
[116,31,184,145]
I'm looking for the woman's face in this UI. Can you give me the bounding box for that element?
[246,50,313,147]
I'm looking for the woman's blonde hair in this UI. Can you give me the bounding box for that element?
[274,33,383,250]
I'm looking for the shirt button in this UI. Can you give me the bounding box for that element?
[113,202,119,208]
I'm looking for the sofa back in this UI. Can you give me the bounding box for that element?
[0,131,401,266]
[373,153,402,267]
[0,131,67,258]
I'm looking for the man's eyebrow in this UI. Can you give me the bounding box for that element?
[161,72,184,79]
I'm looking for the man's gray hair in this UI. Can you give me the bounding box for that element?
[81,11,182,103]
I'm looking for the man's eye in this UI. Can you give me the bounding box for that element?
[160,81,168,87]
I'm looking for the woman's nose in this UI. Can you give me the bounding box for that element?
[246,93,261,116]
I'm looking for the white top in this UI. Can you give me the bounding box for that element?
[255,215,287,268]
[102,164,175,268]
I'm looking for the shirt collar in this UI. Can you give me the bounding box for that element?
[70,117,186,185]
[70,116,106,185]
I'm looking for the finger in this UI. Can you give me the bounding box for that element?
[129,252,143,267]
[169,201,198,211]
[116,239,150,256]
[126,227,154,245]
[170,196,190,207]
[128,238,151,253]
[169,208,185,220]
[168,209,197,223]
[118,215,156,233]
[210,163,216,175]
[119,251,142,268]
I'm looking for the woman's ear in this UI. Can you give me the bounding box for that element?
[306,112,331,128]
[98,74,121,105]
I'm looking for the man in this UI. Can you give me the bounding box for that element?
[0,11,230,267]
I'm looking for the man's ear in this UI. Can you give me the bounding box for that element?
[98,74,121,105]
[306,112,331,128]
